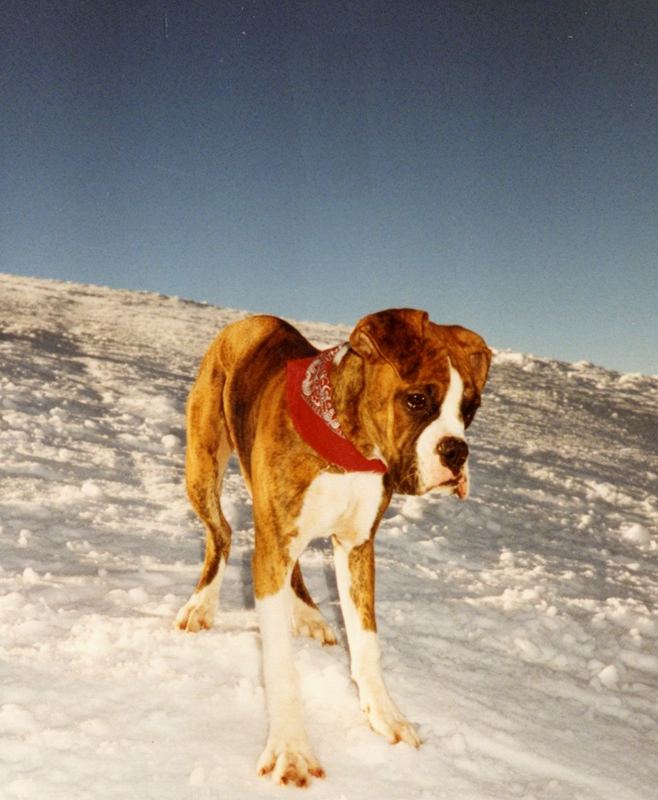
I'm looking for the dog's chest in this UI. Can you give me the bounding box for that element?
[292,471,384,557]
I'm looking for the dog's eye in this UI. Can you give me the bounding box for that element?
[406,393,428,412]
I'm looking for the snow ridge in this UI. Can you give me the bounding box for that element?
[1,274,657,799]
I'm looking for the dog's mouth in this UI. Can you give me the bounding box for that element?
[435,473,469,499]
[396,459,469,499]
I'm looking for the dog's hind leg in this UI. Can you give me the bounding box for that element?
[289,561,337,645]
[176,354,233,633]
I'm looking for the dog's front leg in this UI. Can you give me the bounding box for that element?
[254,545,325,786]
[333,536,421,748]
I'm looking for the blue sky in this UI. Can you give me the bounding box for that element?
[2,0,657,374]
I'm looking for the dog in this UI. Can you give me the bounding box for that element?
[175,308,491,786]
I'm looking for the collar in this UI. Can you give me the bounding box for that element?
[286,345,388,474]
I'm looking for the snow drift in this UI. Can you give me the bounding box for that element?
[1,273,656,800]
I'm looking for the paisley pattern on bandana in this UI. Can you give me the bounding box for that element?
[286,345,387,474]
[301,346,346,437]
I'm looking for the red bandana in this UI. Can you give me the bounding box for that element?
[286,345,388,474]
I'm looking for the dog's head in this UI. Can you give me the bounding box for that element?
[341,308,491,497]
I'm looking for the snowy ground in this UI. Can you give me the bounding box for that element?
[1,273,657,800]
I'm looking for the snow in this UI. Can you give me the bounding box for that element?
[1,272,657,800]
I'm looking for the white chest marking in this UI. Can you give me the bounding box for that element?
[292,471,384,558]
[416,362,466,492]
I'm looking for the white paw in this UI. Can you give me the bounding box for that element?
[257,737,325,787]
[291,599,337,646]
[361,689,422,747]
[175,588,216,632]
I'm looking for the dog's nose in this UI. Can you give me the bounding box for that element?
[437,437,469,473]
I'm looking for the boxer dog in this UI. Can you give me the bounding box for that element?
[176,308,491,786]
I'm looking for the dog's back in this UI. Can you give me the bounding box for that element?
[189,316,314,456]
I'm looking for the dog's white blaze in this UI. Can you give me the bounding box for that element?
[416,362,466,492]
[293,471,384,557]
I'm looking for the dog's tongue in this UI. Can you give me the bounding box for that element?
[455,476,469,500]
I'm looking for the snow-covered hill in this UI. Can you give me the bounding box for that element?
[1,273,657,800]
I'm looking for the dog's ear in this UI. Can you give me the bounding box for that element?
[349,308,429,369]
[431,323,492,393]
[468,346,492,394]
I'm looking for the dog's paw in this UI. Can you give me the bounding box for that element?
[175,591,216,632]
[369,711,422,748]
[362,692,422,748]
[291,598,337,646]
[257,739,325,787]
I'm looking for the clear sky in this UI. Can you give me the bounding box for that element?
[2,0,657,375]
